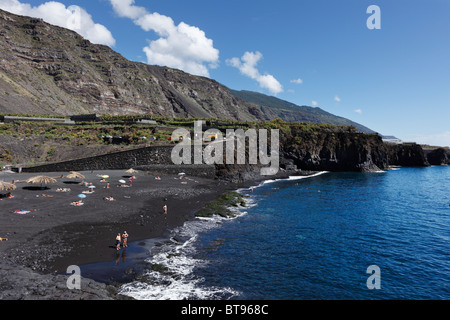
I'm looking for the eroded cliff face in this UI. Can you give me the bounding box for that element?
[214,128,433,182]
[0,9,262,120]
[280,129,389,172]
[424,148,450,165]
[384,143,429,167]
[214,128,392,182]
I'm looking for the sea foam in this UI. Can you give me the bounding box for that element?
[119,215,241,300]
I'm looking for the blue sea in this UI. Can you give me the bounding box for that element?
[117,166,450,300]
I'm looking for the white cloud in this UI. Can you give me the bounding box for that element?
[354,109,363,115]
[226,51,283,95]
[334,95,341,102]
[108,0,218,77]
[0,0,115,46]
[290,78,303,84]
[108,0,146,20]
[312,101,318,106]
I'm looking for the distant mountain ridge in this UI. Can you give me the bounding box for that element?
[230,90,376,133]
[0,8,375,133]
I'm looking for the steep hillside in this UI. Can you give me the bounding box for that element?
[0,9,259,120]
[0,8,376,133]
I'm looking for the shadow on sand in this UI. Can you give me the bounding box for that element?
[22,186,51,191]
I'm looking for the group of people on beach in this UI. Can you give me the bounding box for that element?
[81,181,94,187]
[0,192,14,200]
[71,200,84,206]
[115,231,128,250]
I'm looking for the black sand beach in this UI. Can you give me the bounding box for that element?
[0,169,236,299]
[0,168,311,300]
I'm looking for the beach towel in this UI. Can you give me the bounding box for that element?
[14,210,31,214]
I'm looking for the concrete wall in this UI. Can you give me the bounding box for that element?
[21,145,217,178]
[0,116,71,124]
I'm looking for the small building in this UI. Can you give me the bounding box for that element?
[382,136,402,144]
[134,119,157,125]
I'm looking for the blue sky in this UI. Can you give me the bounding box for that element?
[1,0,449,146]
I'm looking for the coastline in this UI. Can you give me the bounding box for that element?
[0,168,314,300]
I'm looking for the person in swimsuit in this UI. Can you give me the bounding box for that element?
[116,233,121,250]
[122,231,129,248]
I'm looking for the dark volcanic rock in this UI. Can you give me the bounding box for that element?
[280,128,389,172]
[385,143,429,167]
[425,148,449,165]
[0,258,123,300]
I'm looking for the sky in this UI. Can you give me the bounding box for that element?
[0,0,449,147]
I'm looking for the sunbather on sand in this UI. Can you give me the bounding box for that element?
[0,237,8,241]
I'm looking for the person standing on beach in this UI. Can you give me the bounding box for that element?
[115,233,121,250]
[163,204,167,215]
[122,231,128,248]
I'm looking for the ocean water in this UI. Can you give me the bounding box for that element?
[118,166,450,300]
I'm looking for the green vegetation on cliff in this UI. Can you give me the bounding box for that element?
[195,191,248,218]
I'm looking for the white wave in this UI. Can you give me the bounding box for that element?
[240,171,329,193]
[261,171,329,185]
[118,216,241,300]
[288,171,329,180]
[120,273,238,300]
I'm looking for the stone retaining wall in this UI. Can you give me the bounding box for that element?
[21,145,217,178]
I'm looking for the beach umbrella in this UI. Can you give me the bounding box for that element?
[88,185,96,189]
[125,168,138,174]
[77,194,87,199]
[65,171,85,179]
[118,179,126,184]
[0,180,16,191]
[26,176,57,185]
